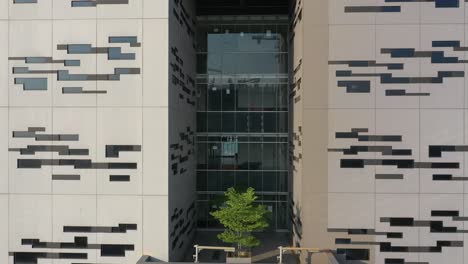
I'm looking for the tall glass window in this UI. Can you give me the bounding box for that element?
[196,16,289,231]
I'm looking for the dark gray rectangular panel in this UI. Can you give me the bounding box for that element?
[52,174,81,180]
[13,0,38,3]
[109,175,130,182]
[375,174,404,180]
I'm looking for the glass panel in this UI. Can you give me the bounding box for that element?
[249,113,262,133]
[277,24,288,52]
[263,112,277,133]
[277,202,288,229]
[207,171,221,192]
[236,171,249,190]
[196,24,209,52]
[249,143,262,170]
[196,112,207,133]
[263,84,277,111]
[264,202,277,231]
[237,84,249,111]
[278,143,288,170]
[207,142,221,169]
[197,84,207,111]
[278,84,288,111]
[222,53,237,74]
[197,171,207,191]
[249,171,263,192]
[221,171,236,191]
[221,137,237,169]
[197,53,207,74]
[237,143,249,170]
[263,171,277,192]
[248,84,263,110]
[207,112,222,132]
[222,112,235,133]
[207,53,222,75]
[278,112,288,133]
[196,201,209,228]
[223,24,238,52]
[235,24,251,52]
[236,112,249,133]
[262,143,277,170]
[197,143,207,169]
[222,83,236,111]
[278,172,288,192]
[196,19,289,231]
[207,84,222,111]
[236,53,278,74]
[278,53,288,74]
[207,25,225,54]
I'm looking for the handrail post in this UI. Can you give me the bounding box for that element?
[193,244,199,263]
[278,246,283,264]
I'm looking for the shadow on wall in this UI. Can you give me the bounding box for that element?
[136,255,165,263]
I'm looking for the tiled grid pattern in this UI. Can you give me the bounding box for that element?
[325,0,468,263]
[0,0,175,263]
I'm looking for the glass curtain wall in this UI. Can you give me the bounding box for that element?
[196,16,289,231]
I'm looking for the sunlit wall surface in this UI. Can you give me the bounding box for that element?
[195,16,290,231]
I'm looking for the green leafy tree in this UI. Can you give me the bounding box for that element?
[210,187,270,255]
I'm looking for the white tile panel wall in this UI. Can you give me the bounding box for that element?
[298,0,468,263]
[4,0,173,263]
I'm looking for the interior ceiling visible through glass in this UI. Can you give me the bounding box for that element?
[195,17,290,232]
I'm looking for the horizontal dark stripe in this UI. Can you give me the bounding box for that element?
[109,175,130,182]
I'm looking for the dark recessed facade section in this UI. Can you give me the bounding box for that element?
[340,159,459,169]
[9,145,89,156]
[109,175,130,182]
[432,210,460,217]
[335,238,351,244]
[16,159,138,169]
[385,89,431,96]
[100,244,134,257]
[196,0,289,15]
[13,0,38,3]
[63,223,137,233]
[52,174,81,181]
[329,145,412,156]
[389,217,414,227]
[196,16,289,231]
[429,145,468,158]
[12,128,79,141]
[105,145,142,158]
[336,248,370,261]
[433,174,453,181]
[337,80,370,93]
[375,174,404,180]
[345,6,401,13]
[334,129,402,142]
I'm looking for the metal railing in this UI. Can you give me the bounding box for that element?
[192,244,340,264]
[193,245,236,263]
[277,246,340,264]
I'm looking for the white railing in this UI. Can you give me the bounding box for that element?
[193,244,235,263]
[277,246,340,264]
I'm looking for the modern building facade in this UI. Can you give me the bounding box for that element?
[1,0,196,263]
[292,0,468,263]
[3,0,468,264]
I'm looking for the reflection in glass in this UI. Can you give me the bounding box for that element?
[222,84,236,111]
[208,85,222,111]
[196,17,289,231]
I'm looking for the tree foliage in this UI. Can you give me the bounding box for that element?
[210,187,270,253]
